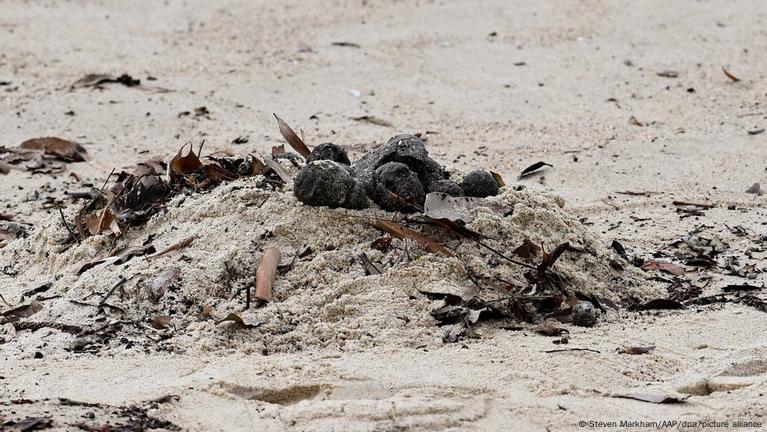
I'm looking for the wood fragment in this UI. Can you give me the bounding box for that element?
[722,66,740,82]
[672,200,715,209]
[371,220,454,257]
[358,253,382,275]
[147,236,195,260]
[255,247,281,302]
[544,348,601,353]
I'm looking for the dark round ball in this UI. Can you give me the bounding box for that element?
[572,301,599,327]
[428,180,464,197]
[294,160,367,209]
[306,143,350,165]
[461,170,499,198]
[373,162,425,211]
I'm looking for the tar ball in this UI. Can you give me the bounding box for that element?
[572,301,599,327]
[306,143,351,165]
[294,160,368,209]
[461,170,500,198]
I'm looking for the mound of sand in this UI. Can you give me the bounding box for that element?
[0,175,661,355]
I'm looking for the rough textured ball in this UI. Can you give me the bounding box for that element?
[572,301,599,327]
[353,134,445,196]
[294,160,368,209]
[372,162,425,211]
[461,170,500,197]
[428,179,464,197]
[306,143,351,165]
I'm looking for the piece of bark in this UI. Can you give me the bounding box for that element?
[255,247,281,302]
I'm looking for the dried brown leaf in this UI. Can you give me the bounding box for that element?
[371,220,454,257]
[2,300,43,323]
[513,239,541,259]
[273,114,311,158]
[19,137,88,162]
[351,116,394,127]
[215,312,261,328]
[640,260,685,276]
[150,314,172,329]
[618,345,656,355]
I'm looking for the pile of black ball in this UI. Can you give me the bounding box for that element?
[294,134,501,210]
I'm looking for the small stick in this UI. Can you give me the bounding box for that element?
[544,348,601,354]
[147,236,195,259]
[98,277,126,309]
[672,200,715,209]
[254,247,281,302]
[100,168,116,191]
[58,207,80,244]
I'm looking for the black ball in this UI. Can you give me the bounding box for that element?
[461,171,499,198]
[306,143,350,165]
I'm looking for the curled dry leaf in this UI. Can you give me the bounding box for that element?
[513,239,541,259]
[215,312,261,329]
[150,314,172,330]
[2,300,43,323]
[255,247,281,302]
[273,113,311,158]
[535,324,569,337]
[489,171,506,187]
[656,70,679,78]
[85,207,121,236]
[745,183,763,196]
[371,220,454,257]
[640,260,685,276]
[519,161,552,179]
[170,144,203,176]
[619,345,656,355]
[351,116,393,127]
[19,137,88,162]
[628,115,644,126]
[641,299,685,310]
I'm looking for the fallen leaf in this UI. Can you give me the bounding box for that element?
[215,312,261,328]
[72,73,140,88]
[640,260,685,275]
[747,128,765,136]
[371,220,454,257]
[170,144,203,176]
[358,252,382,275]
[641,299,685,310]
[19,137,88,162]
[112,244,156,265]
[85,207,120,236]
[537,242,572,274]
[351,116,393,127]
[722,284,763,292]
[331,41,361,48]
[628,115,644,126]
[612,393,686,404]
[273,114,311,158]
[2,300,43,323]
[261,155,293,184]
[489,171,506,187]
[513,239,541,259]
[519,161,552,178]
[535,324,569,336]
[722,66,740,82]
[150,314,172,329]
[619,345,656,355]
[656,70,679,78]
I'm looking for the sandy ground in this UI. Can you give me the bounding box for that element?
[2,0,767,431]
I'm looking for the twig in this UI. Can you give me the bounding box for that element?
[98,277,126,309]
[147,236,194,259]
[544,348,601,353]
[100,168,116,191]
[672,200,715,209]
[58,207,80,244]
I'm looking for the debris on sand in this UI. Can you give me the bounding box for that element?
[0,117,663,355]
